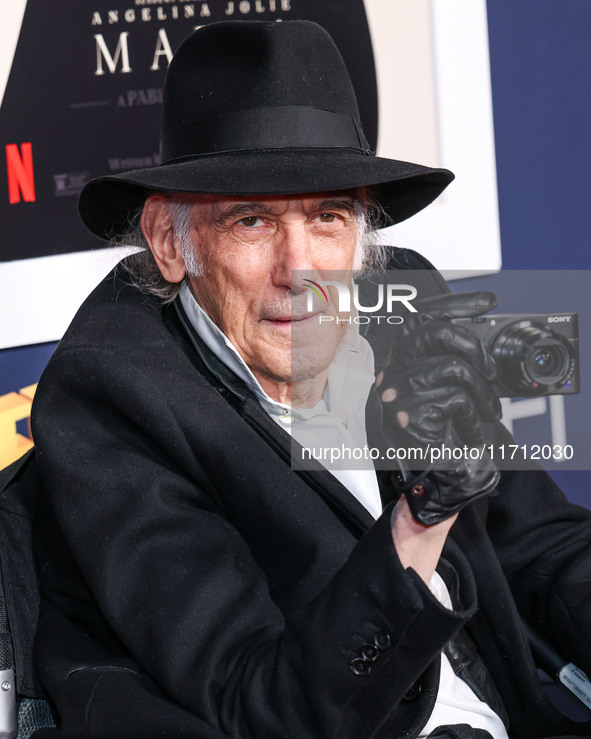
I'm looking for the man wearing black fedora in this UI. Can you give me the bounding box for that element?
[29,20,591,739]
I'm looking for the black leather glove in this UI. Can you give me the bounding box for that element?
[377,291,502,525]
[426,725,494,739]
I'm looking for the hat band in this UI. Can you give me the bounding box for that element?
[160,105,371,163]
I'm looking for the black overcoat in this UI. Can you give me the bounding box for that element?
[30,257,591,739]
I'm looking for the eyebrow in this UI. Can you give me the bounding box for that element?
[314,198,356,214]
[213,197,357,227]
[213,202,276,226]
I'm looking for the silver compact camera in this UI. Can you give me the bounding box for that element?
[453,313,579,397]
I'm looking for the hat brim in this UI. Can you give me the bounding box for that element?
[78,148,454,239]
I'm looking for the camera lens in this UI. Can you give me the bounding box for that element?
[534,350,551,369]
[491,321,574,396]
[532,348,562,376]
[526,342,569,380]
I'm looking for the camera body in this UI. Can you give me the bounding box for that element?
[453,312,579,397]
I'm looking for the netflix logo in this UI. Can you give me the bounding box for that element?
[5,143,36,204]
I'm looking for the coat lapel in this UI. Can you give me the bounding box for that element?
[168,298,375,538]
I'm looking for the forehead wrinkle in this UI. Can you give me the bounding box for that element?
[313,197,355,214]
[187,191,362,231]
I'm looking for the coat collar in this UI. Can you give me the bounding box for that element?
[169,296,376,536]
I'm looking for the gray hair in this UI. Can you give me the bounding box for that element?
[114,190,389,304]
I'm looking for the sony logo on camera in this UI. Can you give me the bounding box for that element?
[454,312,579,398]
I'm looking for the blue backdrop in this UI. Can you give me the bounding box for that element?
[487,0,591,271]
[486,1,591,505]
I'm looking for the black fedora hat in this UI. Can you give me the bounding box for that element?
[79,20,454,239]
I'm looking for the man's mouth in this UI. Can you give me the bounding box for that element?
[263,312,320,326]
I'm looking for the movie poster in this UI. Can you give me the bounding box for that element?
[0,0,377,262]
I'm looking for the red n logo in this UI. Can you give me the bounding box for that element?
[6,143,36,203]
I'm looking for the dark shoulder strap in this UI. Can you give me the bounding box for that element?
[358,247,451,365]
[385,246,451,295]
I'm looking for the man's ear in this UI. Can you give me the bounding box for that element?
[140,194,187,283]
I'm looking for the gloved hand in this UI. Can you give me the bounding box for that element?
[377,291,502,525]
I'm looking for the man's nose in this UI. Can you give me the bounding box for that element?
[272,223,316,291]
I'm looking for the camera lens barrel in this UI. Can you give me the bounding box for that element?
[491,320,575,396]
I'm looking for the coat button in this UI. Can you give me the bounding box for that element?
[402,681,422,702]
[350,658,371,676]
[373,632,391,651]
[360,644,380,662]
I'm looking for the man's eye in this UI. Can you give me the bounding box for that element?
[318,213,336,223]
[239,216,264,227]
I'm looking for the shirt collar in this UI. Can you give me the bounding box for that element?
[178,282,375,421]
[179,282,382,519]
